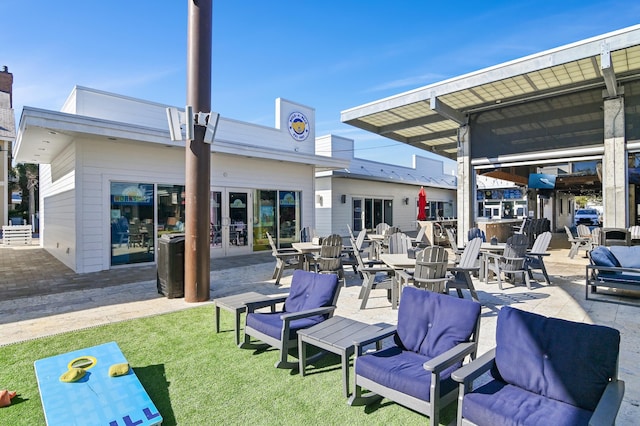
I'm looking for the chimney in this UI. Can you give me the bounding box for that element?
[0,66,13,107]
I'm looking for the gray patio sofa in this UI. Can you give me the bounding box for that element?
[586,245,640,300]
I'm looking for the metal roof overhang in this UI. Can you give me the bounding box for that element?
[15,107,349,171]
[341,25,640,162]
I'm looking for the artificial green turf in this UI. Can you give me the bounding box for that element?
[0,306,455,425]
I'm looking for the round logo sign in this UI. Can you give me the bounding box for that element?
[288,111,310,141]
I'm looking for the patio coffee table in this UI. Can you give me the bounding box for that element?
[297,316,386,397]
[34,341,162,426]
[213,291,279,345]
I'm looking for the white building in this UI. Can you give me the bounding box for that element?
[15,86,348,273]
[314,134,458,237]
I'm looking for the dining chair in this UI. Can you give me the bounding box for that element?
[525,231,552,284]
[485,233,530,290]
[445,237,482,302]
[315,234,346,286]
[387,232,412,254]
[353,237,395,309]
[267,232,301,285]
[397,246,449,295]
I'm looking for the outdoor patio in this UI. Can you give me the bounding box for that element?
[0,236,638,424]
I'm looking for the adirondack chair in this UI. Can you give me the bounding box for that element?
[412,226,431,248]
[387,232,412,254]
[564,225,591,259]
[397,246,449,294]
[267,232,301,285]
[314,234,346,286]
[354,235,395,309]
[577,224,592,239]
[341,228,368,274]
[485,233,531,290]
[629,225,640,245]
[525,231,552,284]
[375,222,390,234]
[445,237,482,302]
[446,228,464,263]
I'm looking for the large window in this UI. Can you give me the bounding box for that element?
[253,189,301,250]
[157,185,185,235]
[110,182,155,266]
[362,198,393,230]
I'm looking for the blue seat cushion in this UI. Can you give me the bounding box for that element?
[495,307,620,411]
[609,246,640,268]
[589,246,620,272]
[355,346,458,401]
[462,379,592,426]
[246,311,325,340]
[396,286,481,358]
[284,270,339,313]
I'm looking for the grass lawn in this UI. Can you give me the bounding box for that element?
[0,306,455,425]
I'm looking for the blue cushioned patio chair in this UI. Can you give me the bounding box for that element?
[240,270,340,369]
[453,306,624,426]
[348,287,481,425]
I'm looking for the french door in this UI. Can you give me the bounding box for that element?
[211,188,252,257]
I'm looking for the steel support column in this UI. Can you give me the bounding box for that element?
[185,0,212,302]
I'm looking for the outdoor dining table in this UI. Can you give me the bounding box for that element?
[366,233,385,259]
[291,242,322,270]
[379,253,416,309]
[479,242,506,282]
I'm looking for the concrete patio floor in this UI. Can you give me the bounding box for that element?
[0,235,638,424]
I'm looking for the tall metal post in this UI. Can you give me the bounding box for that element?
[185,0,212,302]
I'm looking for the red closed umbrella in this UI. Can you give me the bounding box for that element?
[417,186,427,221]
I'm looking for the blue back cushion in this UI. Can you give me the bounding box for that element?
[396,287,480,358]
[468,228,486,242]
[610,246,640,268]
[589,246,621,268]
[284,270,338,313]
[495,306,620,411]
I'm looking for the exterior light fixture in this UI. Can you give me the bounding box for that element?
[166,106,219,144]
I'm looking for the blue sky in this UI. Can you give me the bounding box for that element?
[3,1,640,167]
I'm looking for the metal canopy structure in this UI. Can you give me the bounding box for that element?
[341,25,640,163]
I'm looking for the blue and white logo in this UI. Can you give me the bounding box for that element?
[288,111,310,141]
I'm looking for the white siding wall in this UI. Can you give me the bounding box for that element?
[39,143,77,270]
[324,178,456,236]
[65,138,316,273]
[314,177,333,236]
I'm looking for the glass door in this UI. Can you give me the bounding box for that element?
[211,188,252,257]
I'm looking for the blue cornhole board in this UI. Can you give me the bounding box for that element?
[34,341,162,426]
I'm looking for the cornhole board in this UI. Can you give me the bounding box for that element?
[34,341,162,426]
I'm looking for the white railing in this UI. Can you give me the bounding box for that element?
[1,225,33,246]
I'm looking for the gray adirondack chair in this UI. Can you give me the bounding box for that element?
[525,231,552,284]
[387,232,412,254]
[267,232,301,285]
[565,225,592,258]
[445,237,482,302]
[397,246,449,294]
[354,235,395,309]
[485,233,530,290]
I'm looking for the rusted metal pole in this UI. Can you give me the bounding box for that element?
[184,0,212,302]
